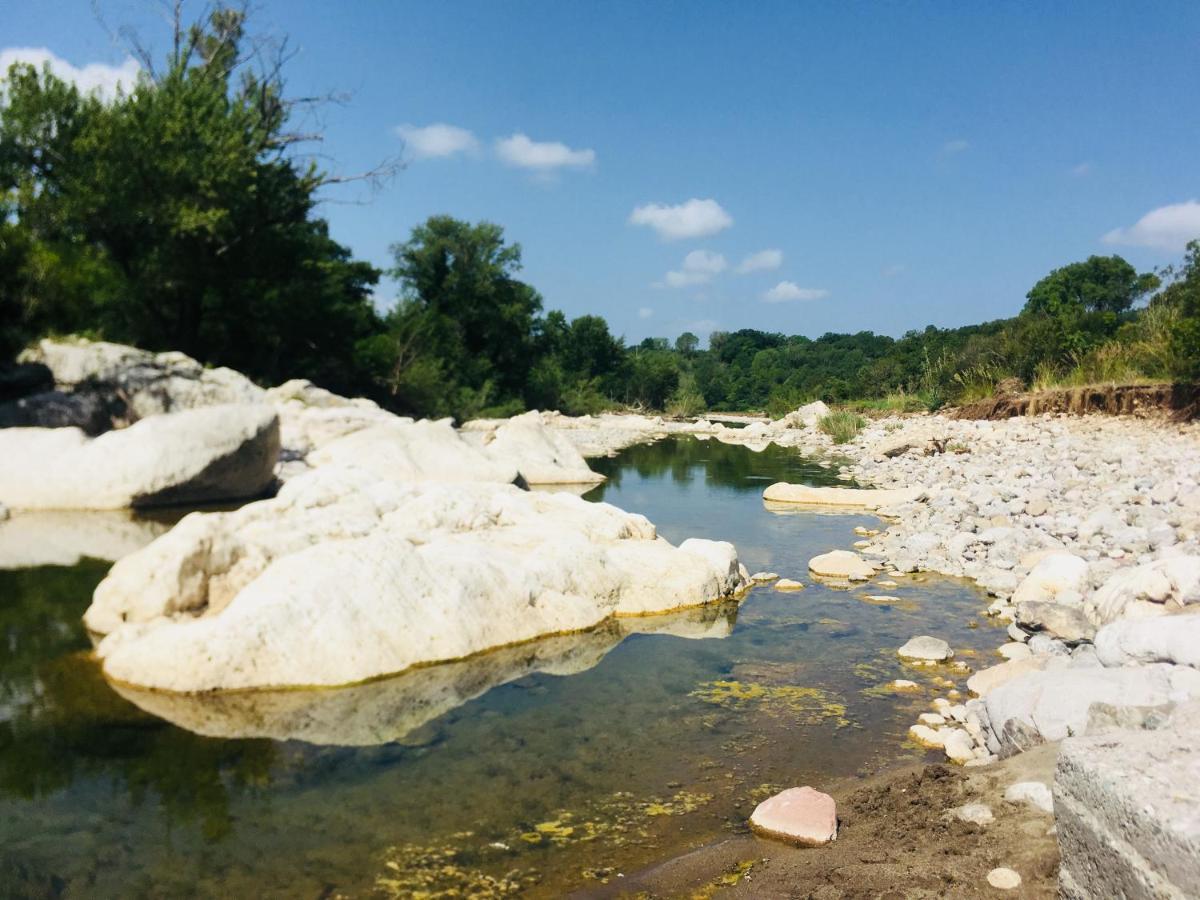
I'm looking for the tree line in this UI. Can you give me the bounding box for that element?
[2,7,1198,421]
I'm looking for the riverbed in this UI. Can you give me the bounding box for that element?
[0,436,1005,897]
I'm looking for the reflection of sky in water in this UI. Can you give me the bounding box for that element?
[0,438,1004,898]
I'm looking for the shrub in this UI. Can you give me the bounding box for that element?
[818,410,866,444]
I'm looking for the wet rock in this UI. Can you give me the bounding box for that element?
[750,571,779,583]
[774,578,805,591]
[1004,780,1053,813]
[897,635,953,661]
[941,728,976,763]
[808,549,876,581]
[748,786,837,846]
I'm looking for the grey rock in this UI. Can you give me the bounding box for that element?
[1084,701,1175,736]
[1095,613,1200,669]
[950,802,994,825]
[1016,601,1096,643]
[1056,702,1200,899]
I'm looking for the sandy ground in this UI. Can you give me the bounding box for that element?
[572,744,1061,899]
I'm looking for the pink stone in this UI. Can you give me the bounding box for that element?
[749,786,838,846]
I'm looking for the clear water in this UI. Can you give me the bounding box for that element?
[0,437,1003,898]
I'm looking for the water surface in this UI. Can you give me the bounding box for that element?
[0,437,1002,898]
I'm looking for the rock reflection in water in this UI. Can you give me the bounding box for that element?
[111,600,740,746]
[0,510,169,569]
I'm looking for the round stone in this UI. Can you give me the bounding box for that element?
[987,867,1022,890]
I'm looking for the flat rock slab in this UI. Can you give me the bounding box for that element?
[808,550,875,581]
[763,482,923,509]
[749,786,837,846]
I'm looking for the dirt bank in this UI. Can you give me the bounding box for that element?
[952,381,1200,421]
[572,744,1061,899]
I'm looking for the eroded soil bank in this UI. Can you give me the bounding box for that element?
[952,381,1200,421]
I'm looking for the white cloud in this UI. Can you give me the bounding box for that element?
[638,307,654,319]
[735,248,782,274]
[629,198,732,241]
[495,133,595,171]
[0,47,139,101]
[942,138,970,154]
[1070,161,1092,177]
[1102,200,1200,253]
[763,281,829,303]
[395,123,479,160]
[661,249,727,288]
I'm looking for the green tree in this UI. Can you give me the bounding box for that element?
[674,331,699,356]
[1024,255,1157,317]
[384,215,543,416]
[0,6,384,392]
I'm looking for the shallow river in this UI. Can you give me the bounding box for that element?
[0,437,1004,898]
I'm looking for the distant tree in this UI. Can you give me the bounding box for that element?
[386,215,543,414]
[674,331,699,356]
[1024,255,1158,317]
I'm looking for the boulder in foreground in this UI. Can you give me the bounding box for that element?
[749,786,837,846]
[0,404,279,510]
[89,469,746,691]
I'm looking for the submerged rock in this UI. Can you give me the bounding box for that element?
[749,786,837,846]
[898,635,953,661]
[0,404,279,510]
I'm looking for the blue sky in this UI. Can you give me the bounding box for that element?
[5,1,1200,346]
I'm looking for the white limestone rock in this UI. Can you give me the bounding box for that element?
[89,470,747,691]
[1094,613,1200,670]
[0,404,279,510]
[1011,552,1089,605]
[21,337,264,420]
[1086,557,1200,626]
[763,483,923,509]
[898,635,953,661]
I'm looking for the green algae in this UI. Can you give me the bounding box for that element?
[690,679,853,728]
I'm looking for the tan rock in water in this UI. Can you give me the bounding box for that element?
[749,786,837,846]
[809,550,875,581]
[763,483,923,509]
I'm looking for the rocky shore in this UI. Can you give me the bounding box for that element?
[4,336,1197,894]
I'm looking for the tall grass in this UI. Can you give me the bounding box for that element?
[951,362,1007,403]
[818,410,866,444]
[666,372,707,417]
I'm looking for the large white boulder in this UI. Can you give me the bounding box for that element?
[308,419,521,484]
[21,337,264,421]
[984,664,1200,747]
[265,378,404,459]
[479,412,605,485]
[0,404,279,510]
[1095,613,1200,669]
[780,401,830,429]
[1085,557,1200,626]
[1011,552,1089,605]
[88,469,746,691]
